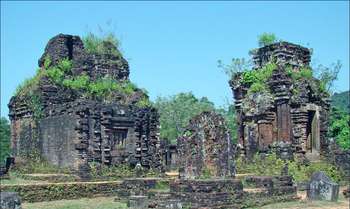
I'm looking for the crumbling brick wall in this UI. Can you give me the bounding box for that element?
[178,111,235,179]
[8,34,162,173]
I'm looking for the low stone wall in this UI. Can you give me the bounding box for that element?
[0,178,162,203]
[170,179,243,193]
[116,178,158,198]
[148,179,243,209]
[147,177,297,209]
[1,177,298,208]
[244,175,296,194]
[0,181,123,202]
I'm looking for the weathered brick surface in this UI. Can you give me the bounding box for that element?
[148,177,297,209]
[8,34,162,175]
[230,42,330,160]
[177,111,235,179]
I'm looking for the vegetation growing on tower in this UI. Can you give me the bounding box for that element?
[82,32,122,57]
[258,32,278,47]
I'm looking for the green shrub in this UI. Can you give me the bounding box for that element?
[88,77,119,97]
[242,63,276,85]
[242,62,276,94]
[42,56,139,101]
[183,130,192,137]
[89,163,135,180]
[57,58,73,73]
[43,55,52,68]
[299,67,313,78]
[46,67,65,84]
[83,32,121,57]
[14,68,46,97]
[45,58,73,85]
[63,74,90,91]
[13,155,70,174]
[136,96,151,108]
[319,81,326,93]
[242,70,257,85]
[236,153,344,182]
[286,67,313,81]
[28,94,44,120]
[154,181,169,191]
[258,32,277,47]
[248,83,267,94]
[198,167,214,179]
[122,81,138,95]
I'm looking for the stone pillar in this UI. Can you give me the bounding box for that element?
[277,102,292,142]
[127,195,148,209]
[0,192,22,209]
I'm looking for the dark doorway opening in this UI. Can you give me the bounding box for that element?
[113,129,128,149]
[306,110,319,153]
[108,129,129,165]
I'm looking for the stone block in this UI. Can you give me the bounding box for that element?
[0,192,22,209]
[127,195,148,209]
[307,171,339,201]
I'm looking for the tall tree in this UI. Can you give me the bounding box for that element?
[216,103,237,143]
[329,107,350,150]
[314,60,341,94]
[154,92,215,143]
[0,117,11,163]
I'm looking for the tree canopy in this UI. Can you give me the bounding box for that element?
[331,90,349,113]
[154,92,237,144]
[154,92,215,144]
[0,117,11,163]
[329,107,350,150]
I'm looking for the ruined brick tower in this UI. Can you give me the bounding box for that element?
[230,42,330,160]
[8,34,162,173]
[177,111,236,179]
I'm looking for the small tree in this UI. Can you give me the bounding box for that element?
[217,58,252,79]
[258,32,277,47]
[314,60,341,94]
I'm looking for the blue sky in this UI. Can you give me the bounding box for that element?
[1,1,349,117]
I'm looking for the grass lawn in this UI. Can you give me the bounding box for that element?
[22,197,127,209]
[257,198,349,209]
[0,175,48,185]
[22,194,349,209]
[249,189,350,209]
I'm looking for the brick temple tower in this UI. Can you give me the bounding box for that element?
[230,42,330,160]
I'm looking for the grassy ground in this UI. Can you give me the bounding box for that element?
[256,198,349,209]
[22,194,349,209]
[0,174,48,185]
[22,197,127,209]
[249,189,349,209]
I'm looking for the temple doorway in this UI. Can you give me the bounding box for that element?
[306,110,320,155]
[109,129,128,164]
